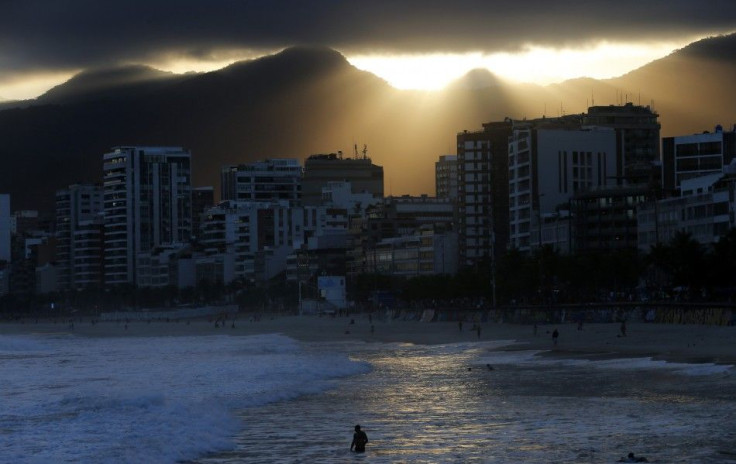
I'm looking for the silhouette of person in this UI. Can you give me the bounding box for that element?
[618,452,648,462]
[620,320,627,337]
[552,328,559,346]
[350,424,368,453]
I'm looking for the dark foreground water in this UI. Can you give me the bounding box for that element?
[192,341,736,464]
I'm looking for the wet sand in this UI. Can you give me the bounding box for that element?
[2,313,735,365]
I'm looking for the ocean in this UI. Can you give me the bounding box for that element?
[1,332,734,463]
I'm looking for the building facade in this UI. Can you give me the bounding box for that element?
[200,200,303,283]
[584,103,661,186]
[55,183,104,291]
[457,121,512,267]
[302,152,384,206]
[661,125,736,194]
[102,146,192,286]
[191,186,214,241]
[508,118,617,252]
[638,173,735,251]
[0,194,9,263]
[220,159,302,204]
[435,154,458,200]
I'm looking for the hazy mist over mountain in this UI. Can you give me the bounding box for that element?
[1,34,735,212]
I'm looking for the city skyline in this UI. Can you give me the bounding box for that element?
[2,1,735,99]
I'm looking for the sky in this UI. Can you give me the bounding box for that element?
[2,0,735,99]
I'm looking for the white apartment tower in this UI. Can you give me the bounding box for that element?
[508,123,617,252]
[103,146,192,285]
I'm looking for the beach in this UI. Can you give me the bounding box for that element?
[3,314,736,463]
[3,313,735,364]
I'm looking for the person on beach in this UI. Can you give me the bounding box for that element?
[552,328,559,346]
[620,320,627,337]
[350,424,368,453]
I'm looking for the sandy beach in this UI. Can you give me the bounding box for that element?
[3,313,735,365]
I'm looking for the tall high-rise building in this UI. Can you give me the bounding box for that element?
[55,183,104,290]
[102,146,192,286]
[302,152,383,206]
[221,159,302,204]
[584,103,660,186]
[662,124,736,194]
[0,194,10,263]
[456,121,512,267]
[435,155,458,200]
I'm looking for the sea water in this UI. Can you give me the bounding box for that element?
[0,333,368,463]
[2,333,735,463]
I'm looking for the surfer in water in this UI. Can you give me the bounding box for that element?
[618,452,649,462]
[350,424,368,453]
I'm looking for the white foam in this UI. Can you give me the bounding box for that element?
[0,333,369,463]
[475,348,734,376]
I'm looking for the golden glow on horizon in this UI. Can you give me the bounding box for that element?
[150,49,269,75]
[0,71,79,101]
[0,37,715,99]
[347,40,694,90]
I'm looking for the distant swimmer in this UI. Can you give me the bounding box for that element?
[486,364,494,371]
[350,424,368,453]
[618,452,649,462]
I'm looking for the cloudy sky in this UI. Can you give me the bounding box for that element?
[2,0,735,98]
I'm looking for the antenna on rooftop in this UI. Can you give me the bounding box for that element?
[354,143,358,159]
[362,144,368,160]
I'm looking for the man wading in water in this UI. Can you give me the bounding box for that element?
[350,424,368,453]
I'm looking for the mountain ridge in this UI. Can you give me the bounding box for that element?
[1,35,735,212]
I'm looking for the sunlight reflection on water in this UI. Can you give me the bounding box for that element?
[193,341,736,464]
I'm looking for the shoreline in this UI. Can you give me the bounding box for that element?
[2,314,735,366]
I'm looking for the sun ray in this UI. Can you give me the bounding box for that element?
[346,39,700,90]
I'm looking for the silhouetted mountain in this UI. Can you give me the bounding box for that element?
[449,68,505,89]
[38,65,178,104]
[1,35,735,212]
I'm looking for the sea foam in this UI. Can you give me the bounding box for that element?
[0,333,369,463]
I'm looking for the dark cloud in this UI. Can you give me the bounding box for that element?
[1,0,735,79]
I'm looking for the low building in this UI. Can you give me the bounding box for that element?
[638,173,736,251]
[220,159,302,204]
[571,185,649,253]
[662,124,736,194]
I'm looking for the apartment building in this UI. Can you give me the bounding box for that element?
[55,183,104,290]
[662,124,736,194]
[220,158,302,204]
[456,121,512,267]
[102,146,192,285]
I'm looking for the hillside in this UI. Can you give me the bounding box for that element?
[0,35,734,212]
